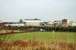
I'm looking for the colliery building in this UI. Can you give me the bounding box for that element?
[0,19,76,32]
[4,19,44,27]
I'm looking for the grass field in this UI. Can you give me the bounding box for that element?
[0,32,76,43]
[0,32,76,50]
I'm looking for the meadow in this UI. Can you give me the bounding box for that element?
[0,32,76,50]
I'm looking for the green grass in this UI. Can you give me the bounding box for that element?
[0,32,76,43]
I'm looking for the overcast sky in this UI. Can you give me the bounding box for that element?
[0,0,76,22]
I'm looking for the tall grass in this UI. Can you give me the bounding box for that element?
[0,32,76,50]
[0,40,76,50]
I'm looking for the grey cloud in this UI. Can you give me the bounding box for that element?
[0,0,76,21]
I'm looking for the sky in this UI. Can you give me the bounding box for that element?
[0,0,76,22]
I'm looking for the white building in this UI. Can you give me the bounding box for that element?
[47,21,53,27]
[5,22,24,27]
[24,19,44,26]
[52,20,62,27]
[71,22,76,26]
